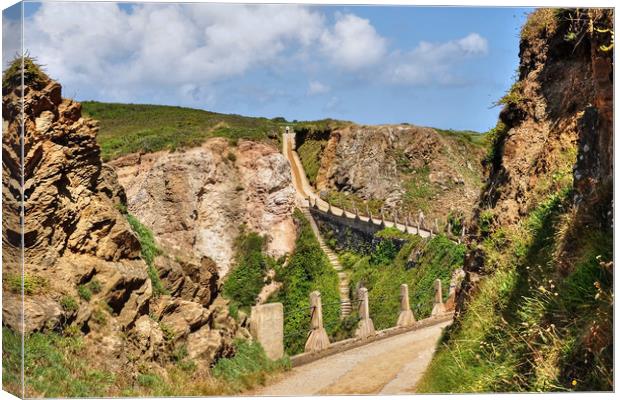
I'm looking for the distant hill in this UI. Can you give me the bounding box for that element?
[82,101,286,161]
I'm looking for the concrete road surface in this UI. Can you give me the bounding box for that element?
[253,319,451,396]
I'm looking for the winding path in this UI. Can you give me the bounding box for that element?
[253,319,451,395]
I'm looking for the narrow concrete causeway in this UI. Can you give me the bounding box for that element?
[253,319,451,395]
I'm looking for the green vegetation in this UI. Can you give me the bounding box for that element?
[77,285,92,301]
[348,234,466,330]
[403,166,435,213]
[433,127,487,146]
[2,328,115,397]
[223,230,277,311]
[82,102,283,161]
[124,212,167,297]
[212,340,290,392]
[416,189,613,392]
[2,55,50,90]
[3,272,48,295]
[2,328,289,397]
[483,120,509,167]
[521,8,560,41]
[270,209,341,354]
[60,295,78,312]
[297,139,326,185]
[494,81,524,108]
[325,190,385,216]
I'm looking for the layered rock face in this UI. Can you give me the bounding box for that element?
[1,62,245,379]
[458,7,613,327]
[476,9,613,229]
[110,138,297,277]
[306,124,485,221]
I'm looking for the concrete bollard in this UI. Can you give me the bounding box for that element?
[250,303,284,360]
[431,279,446,316]
[355,287,376,339]
[304,291,330,353]
[397,284,416,327]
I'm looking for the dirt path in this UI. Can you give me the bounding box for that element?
[253,319,450,396]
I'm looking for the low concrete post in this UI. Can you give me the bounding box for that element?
[447,221,452,236]
[397,284,416,327]
[431,279,446,316]
[250,303,284,360]
[355,287,376,339]
[354,206,360,221]
[327,201,333,215]
[434,219,439,234]
[393,210,398,225]
[304,291,330,353]
[365,204,370,218]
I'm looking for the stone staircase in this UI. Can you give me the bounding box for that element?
[301,207,352,318]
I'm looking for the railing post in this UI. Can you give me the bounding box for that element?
[431,279,446,316]
[304,291,330,353]
[397,284,416,327]
[355,287,375,339]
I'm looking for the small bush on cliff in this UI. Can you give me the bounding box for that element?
[125,213,167,297]
[223,231,270,310]
[271,209,340,355]
[2,55,50,91]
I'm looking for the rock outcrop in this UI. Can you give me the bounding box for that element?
[109,138,297,277]
[298,124,485,223]
[1,60,246,380]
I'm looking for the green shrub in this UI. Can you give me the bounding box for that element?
[223,231,269,309]
[213,340,290,392]
[4,273,48,295]
[271,209,340,354]
[77,285,92,301]
[2,56,49,90]
[60,296,78,312]
[125,213,167,297]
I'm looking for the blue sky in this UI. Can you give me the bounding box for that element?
[4,2,532,132]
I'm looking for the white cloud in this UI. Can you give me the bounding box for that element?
[385,33,489,86]
[23,3,325,101]
[21,3,489,106]
[320,13,387,71]
[307,80,330,95]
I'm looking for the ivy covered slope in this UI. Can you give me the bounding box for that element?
[269,209,341,355]
[417,9,613,393]
[342,228,466,330]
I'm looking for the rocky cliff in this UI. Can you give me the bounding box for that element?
[296,123,486,225]
[1,60,247,393]
[418,9,613,392]
[109,138,297,277]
